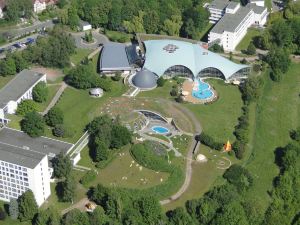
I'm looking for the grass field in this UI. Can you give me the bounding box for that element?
[244,63,300,211]
[236,28,261,51]
[54,81,127,143]
[138,79,175,99]
[0,75,15,88]
[186,79,243,142]
[70,48,93,65]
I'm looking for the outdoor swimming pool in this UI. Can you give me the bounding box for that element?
[192,79,214,100]
[152,126,169,134]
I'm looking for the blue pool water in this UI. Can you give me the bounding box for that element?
[192,80,214,100]
[152,126,169,134]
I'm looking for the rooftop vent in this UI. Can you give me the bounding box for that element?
[23,146,30,150]
[163,44,179,53]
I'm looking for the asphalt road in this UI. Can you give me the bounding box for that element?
[70,29,109,49]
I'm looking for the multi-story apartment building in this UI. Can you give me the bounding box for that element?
[0,127,73,206]
[208,1,268,51]
[0,69,47,124]
[207,0,230,24]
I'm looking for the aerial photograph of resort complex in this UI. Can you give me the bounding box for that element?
[0,0,299,224]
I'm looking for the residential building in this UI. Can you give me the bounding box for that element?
[208,2,268,51]
[79,20,92,31]
[33,0,46,13]
[207,0,230,23]
[0,127,73,206]
[0,69,47,124]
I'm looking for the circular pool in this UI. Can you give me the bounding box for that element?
[192,79,214,100]
[151,126,169,134]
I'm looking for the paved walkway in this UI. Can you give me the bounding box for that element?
[61,197,89,215]
[42,82,67,115]
[159,99,202,205]
[70,29,109,49]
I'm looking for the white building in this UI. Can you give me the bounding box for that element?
[250,0,265,7]
[208,2,268,51]
[0,127,74,206]
[207,0,230,24]
[79,20,92,31]
[33,0,46,13]
[0,69,47,124]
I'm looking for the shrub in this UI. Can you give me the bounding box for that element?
[52,124,74,138]
[170,88,178,97]
[232,141,246,159]
[16,100,37,116]
[246,42,256,55]
[80,170,97,186]
[111,72,122,81]
[175,95,184,103]
[157,77,166,87]
[197,132,223,151]
[45,107,64,127]
[270,69,282,82]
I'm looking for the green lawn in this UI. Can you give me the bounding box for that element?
[138,79,175,99]
[89,146,169,190]
[54,81,127,143]
[243,63,300,211]
[186,79,243,142]
[105,30,133,42]
[236,28,261,51]
[265,0,272,11]
[0,75,15,88]
[70,48,93,65]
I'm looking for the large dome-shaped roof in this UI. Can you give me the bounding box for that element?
[132,70,157,89]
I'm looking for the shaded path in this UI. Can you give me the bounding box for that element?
[61,197,89,215]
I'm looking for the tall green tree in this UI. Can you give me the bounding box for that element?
[61,175,76,202]
[163,15,183,36]
[9,199,19,220]
[32,82,48,103]
[18,190,38,222]
[63,209,90,225]
[45,107,64,127]
[21,111,45,137]
[52,152,72,178]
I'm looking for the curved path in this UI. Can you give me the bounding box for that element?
[70,29,109,49]
[158,99,202,205]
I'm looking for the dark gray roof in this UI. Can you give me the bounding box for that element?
[210,6,252,33]
[209,0,230,10]
[226,1,239,9]
[132,70,157,89]
[249,3,266,14]
[0,128,74,168]
[0,69,45,108]
[100,43,132,71]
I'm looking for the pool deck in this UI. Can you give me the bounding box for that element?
[182,80,217,104]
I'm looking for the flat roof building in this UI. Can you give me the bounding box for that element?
[0,127,73,206]
[0,69,46,124]
[208,2,268,51]
[99,43,133,74]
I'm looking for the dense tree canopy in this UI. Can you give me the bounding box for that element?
[21,111,45,137]
[18,190,38,222]
[32,82,48,103]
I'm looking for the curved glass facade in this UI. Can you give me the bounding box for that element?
[197,67,225,80]
[163,65,194,79]
[228,67,250,80]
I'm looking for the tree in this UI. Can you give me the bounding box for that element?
[246,42,256,55]
[170,88,178,97]
[13,53,29,73]
[52,152,72,178]
[65,64,98,89]
[163,15,183,36]
[168,207,194,225]
[223,165,253,193]
[18,190,38,221]
[61,175,76,202]
[0,56,16,76]
[89,206,108,225]
[209,44,224,53]
[9,199,19,220]
[240,77,264,102]
[104,192,123,221]
[269,18,293,49]
[110,125,132,149]
[57,0,68,9]
[123,11,145,33]
[290,127,300,142]
[134,195,162,224]
[32,82,48,103]
[157,77,166,87]
[21,111,46,137]
[34,207,60,225]
[16,100,37,116]
[266,47,291,74]
[144,10,160,34]
[0,207,6,221]
[63,209,90,225]
[270,68,282,82]
[92,137,109,162]
[45,107,64,127]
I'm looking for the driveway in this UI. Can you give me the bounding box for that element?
[70,29,109,49]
